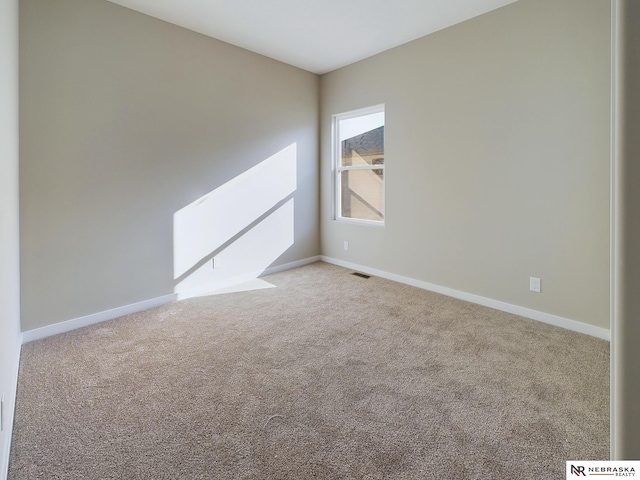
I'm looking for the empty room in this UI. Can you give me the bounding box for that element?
[1,0,639,478]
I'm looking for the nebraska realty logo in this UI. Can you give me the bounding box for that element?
[566,461,639,478]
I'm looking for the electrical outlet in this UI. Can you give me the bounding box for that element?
[343,241,349,251]
[530,276,541,293]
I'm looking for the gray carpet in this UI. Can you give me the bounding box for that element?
[9,262,609,479]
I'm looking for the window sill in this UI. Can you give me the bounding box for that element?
[334,217,385,228]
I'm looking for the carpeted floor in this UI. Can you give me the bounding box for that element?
[8,262,609,479]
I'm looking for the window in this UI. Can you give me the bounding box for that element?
[333,104,385,225]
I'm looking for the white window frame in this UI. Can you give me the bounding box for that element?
[332,104,385,226]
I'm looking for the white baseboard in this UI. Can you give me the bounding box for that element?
[176,255,322,300]
[262,255,322,276]
[22,256,323,342]
[22,294,178,344]
[1,337,22,480]
[22,253,604,346]
[321,256,610,341]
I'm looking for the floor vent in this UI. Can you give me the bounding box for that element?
[351,272,370,279]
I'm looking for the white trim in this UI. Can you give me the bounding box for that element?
[339,164,385,172]
[261,255,321,276]
[1,338,22,480]
[21,294,178,343]
[333,103,385,121]
[609,0,619,460]
[21,257,322,342]
[332,104,386,226]
[176,276,258,300]
[321,256,610,341]
[333,217,385,228]
[175,256,323,300]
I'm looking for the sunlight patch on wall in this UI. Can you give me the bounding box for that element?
[173,144,297,298]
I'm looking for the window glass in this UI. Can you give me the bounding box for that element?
[334,105,385,225]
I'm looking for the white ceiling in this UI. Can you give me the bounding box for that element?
[105,0,520,74]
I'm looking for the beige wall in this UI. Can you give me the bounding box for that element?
[20,0,320,331]
[320,0,611,330]
[0,0,21,475]
[613,0,640,460]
